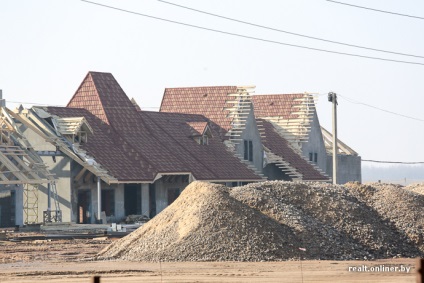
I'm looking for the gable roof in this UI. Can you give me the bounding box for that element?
[259,119,328,181]
[160,86,238,133]
[186,121,209,136]
[161,88,328,181]
[53,117,93,136]
[252,93,328,181]
[44,72,262,183]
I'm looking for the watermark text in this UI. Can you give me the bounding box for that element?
[348,264,411,273]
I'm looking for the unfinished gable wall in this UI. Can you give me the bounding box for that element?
[237,105,263,173]
[301,111,327,173]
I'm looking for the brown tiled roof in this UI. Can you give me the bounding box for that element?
[67,72,143,130]
[160,86,238,139]
[252,94,305,119]
[141,111,262,181]
[259,118,328,181]
[49,72,261,182]
[46,107,157,182]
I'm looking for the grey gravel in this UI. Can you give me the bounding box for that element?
[97,181,424,262]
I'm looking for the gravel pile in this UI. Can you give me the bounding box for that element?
[97,182,299,261]
[97,181,424,262]
[405,183,424,195]
[232,181,422,260]
[346,182,424,254]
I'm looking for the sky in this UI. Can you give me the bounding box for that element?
[1,0,424,164]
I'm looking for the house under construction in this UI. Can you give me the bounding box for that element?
[1,71,360,227]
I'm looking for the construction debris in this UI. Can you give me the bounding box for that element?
[97,181,424,262]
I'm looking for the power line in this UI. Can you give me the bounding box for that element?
[337,94,424,122]
[80,0,424,66]
[362,159,424,164]
[158,0,424,59]
[8,100,65,107]
[325,0,424,20]
[8,99,160,109]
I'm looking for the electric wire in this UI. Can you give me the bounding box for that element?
[80,0,424,66]
[325,0,424,20]
[337,94,424,122]
[362,160,424,164]
[158,0,424,59]
[7,99,159,109]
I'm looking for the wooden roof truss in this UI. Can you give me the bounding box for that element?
[11,107,118,184]
[0,107,53,185]
[260,93,317,152]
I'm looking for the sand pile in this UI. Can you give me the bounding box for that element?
[98,182,299,261]
[98,181,424,262]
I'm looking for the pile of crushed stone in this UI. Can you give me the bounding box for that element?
[346,182,424,254]
[97,181,424,262]
[98,182,299,261]
[405,182,424,195]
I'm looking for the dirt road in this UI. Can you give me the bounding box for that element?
[0,235,417,282]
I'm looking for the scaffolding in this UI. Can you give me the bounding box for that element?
[23,184,39,224]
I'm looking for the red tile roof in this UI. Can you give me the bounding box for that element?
[48,72,262,182]
[259,118,328,181]
[186,121,209,136]
[252,94,305,119]
[160,86,238,139]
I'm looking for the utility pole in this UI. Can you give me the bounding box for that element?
[328,92,338,185]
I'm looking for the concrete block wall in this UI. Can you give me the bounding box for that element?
[326,154,362,184]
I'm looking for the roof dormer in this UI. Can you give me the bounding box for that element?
[187,121,213,145]
[52,117,93,144]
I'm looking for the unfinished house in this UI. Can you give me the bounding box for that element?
[14,72,263,224]
[252,94,328,181]
[0,93,56,227]
[252,93,360,183]
[321,127,362,184]
[160,86,265,181]
[160,87,329,182]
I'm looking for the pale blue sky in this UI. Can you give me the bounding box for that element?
[1,0,423,163]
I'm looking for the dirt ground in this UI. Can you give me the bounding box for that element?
[0,234,418,282]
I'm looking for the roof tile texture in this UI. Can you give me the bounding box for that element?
[160,86,238,139]
[51,72,261,182]
[252,94,305,119]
